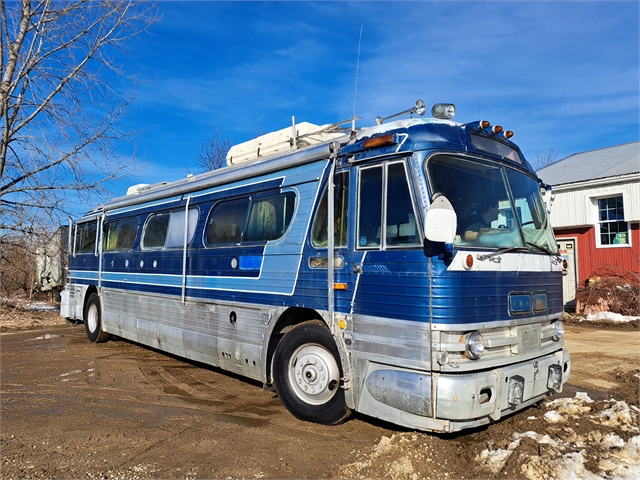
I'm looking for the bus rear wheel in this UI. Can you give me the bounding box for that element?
[273,321,350,425]
[84,293,111,343]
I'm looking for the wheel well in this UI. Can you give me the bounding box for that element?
[265,307,327,385]
[83,285,98,320]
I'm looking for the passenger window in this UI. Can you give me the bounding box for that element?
[207,199,249,244]
[357,166,383,248]
[245,192,296,242]
[75,222,97,254]
[103,218,138,251]
[165,209,199,248]
[311,172,349,248]
[205,192,297,246]
[142,213,169,249]
[357,161,420,249]
[142,209,199,249]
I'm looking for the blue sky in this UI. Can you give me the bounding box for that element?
[112,1,639,193]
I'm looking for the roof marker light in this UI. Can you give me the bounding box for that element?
[504,130,514,139]
[363,133,396,149]
[480,120,491,129]
[492,125,503,135]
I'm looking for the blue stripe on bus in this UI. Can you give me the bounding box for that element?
[68,270,100,281]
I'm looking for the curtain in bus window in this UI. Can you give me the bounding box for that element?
[207,199,248,244]
[386,163,420,247]
[166,208,199,248]
[311,172,349,248]
[103,222,118,251]
[357,166,383,248]
[104,218,138,251]
[245,192,296,242]
[246,199,277,241]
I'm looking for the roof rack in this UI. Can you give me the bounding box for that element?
[226,117,355,165]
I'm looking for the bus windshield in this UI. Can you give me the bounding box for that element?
[426,154,557,253]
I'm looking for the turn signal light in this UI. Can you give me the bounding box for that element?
[464,254,474,269]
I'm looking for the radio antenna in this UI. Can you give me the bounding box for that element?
[352,24,364,134]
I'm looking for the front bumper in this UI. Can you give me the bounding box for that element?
[436,348,570,422]
[358,348,570,433]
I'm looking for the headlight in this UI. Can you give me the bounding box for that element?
[465,331,485,359]
[552,320,565,341]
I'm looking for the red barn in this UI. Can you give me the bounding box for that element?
[537,142,639,309]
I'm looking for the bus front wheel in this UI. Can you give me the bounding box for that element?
[273,321,350,425]
[84,293,111,343]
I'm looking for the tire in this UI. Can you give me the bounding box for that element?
[84,293,111,343]
[273,321,350,425]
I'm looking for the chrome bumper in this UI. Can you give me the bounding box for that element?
[436,348,571,421]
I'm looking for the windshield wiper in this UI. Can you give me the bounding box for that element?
[526,241,558,256]
[477,246,527,261]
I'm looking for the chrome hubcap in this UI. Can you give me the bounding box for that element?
[87,304,98,333]
[288,344,340,405]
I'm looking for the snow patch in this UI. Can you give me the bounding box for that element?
[23,301,59,311]
[585,312,639,322]
[543,410,565,423]
[476,394,640,479]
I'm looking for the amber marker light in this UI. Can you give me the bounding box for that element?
[492,125,503,135]
[333,283,348,290]
[504,130,514,139]
[338,319,347,330]
[464,254,474,269]
[363,133,395,150]
[480,120,491,129]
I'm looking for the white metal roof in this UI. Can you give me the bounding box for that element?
[537,141,640,186]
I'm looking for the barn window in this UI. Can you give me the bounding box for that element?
[597,195,629,246]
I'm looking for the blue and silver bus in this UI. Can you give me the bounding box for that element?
[61,100,570,433]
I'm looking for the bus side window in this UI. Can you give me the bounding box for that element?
[142,209,199,250]
[386,162,420,247]
[244,192,297,242]
[103,222,118,251]
[166,208,199,248]
[103,218,138,251]
[206,199,249,245]
[357,166,383,248]
[76,222,97,254]
[311,172,349,248]
[142,213,170,249]
[115,218,138,250]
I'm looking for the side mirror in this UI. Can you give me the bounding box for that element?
[424,195,457,244]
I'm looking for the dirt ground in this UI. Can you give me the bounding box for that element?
[1,299,638,480]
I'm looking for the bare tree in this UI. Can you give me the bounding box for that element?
[0,0,158,239]
[533,149,559,171]
[194,125,231,172]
